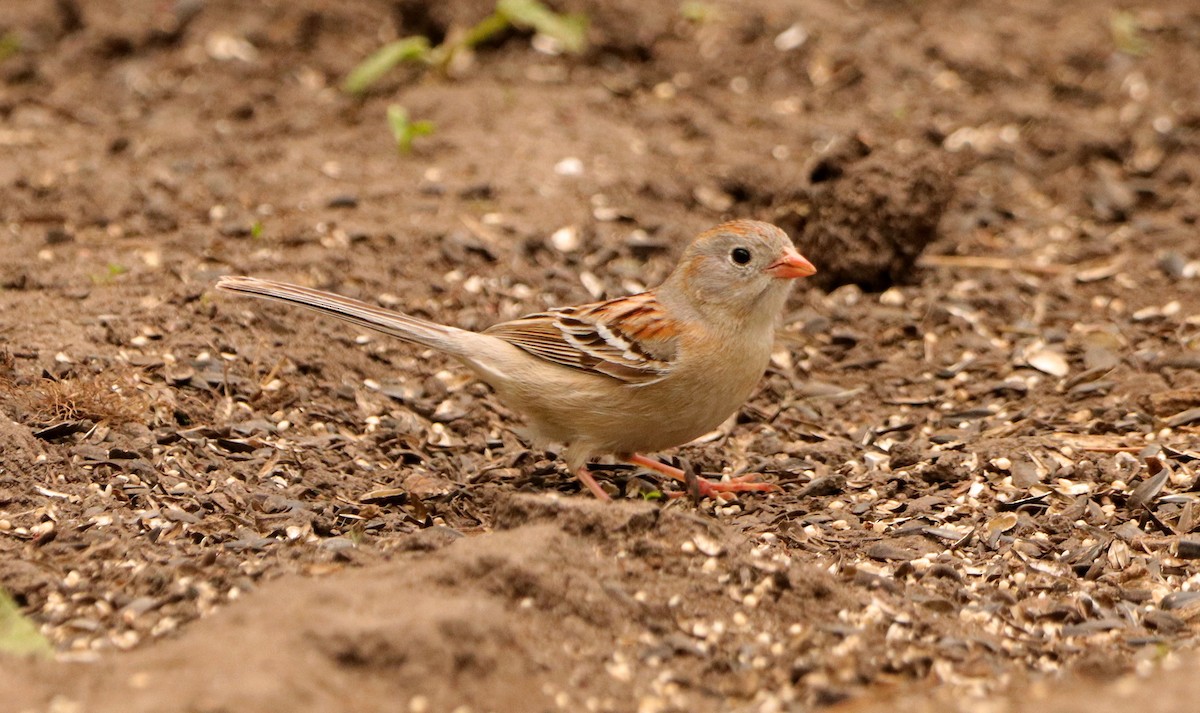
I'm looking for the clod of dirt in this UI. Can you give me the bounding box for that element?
[795,144,955,291]
[718,138,954,292]
[887,441,928,470]
[491,490,660,534]
[919,451,970,484]
[575,0,675,59]
[0,416,54,515]
[390,0,490,46]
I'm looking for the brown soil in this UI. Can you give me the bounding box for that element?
[2,0,1200,711]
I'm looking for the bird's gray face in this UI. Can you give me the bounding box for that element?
[670,220,816,325]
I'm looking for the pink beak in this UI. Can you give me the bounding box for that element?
[765,248,817,279]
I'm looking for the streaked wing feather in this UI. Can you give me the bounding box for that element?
[483,292,678,385]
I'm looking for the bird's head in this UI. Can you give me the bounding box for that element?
[666,220,816,328]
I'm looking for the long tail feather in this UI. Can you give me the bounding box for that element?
[216,276,470,356]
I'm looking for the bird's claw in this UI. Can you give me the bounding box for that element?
[668,473,779,501]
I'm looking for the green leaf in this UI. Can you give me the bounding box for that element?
[91,263,129,285]
[0,589,52,658]
[342,36,432,95]
[1110,11,1148,57]
[497,0,588,54]
[428,12,511,71]
[0,32,20,63]
[679,1,719,23]
[461,12,514,50]
[387,105,435,153]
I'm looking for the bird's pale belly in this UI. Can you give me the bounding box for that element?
[491,350,769,455]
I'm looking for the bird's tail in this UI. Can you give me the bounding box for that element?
[216,276,471,357]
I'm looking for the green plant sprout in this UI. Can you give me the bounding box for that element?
[0,32,19,63]
[387,105,435,153]
[453,12,513,54]
[90,263,129,285]
[342,36,432,95]
[679,1,720,23]
[0,589,52,658]
[497,0,587,54]
[342,0,587,95]
[251,220,264,239]
[1110,11,1148,57]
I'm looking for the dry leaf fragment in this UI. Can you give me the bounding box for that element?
[360,488,408,505]
[984,512,1019,548]
[1174,537,1200,559]
[692,534,724,557]
[1128,466,1170,510]
[1149,388,1200,416]
[1027,349,1069,377]
[1165,408,1200,429]
[1075,259,1125,283]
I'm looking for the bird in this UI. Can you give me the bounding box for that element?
[216,219,816,501]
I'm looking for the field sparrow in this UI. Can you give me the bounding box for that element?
[216,220,816,501]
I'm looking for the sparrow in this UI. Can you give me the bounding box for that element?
[216,219,816,501]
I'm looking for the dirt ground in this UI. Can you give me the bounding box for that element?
[1,0,1199,711]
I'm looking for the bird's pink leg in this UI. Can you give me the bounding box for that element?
[575,466,612,501]
[623,454,777,500]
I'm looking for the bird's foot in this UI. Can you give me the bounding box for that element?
[575,466,612,501]
[670,473,778,501]
[623,453,777,501]
[689,473,777,497]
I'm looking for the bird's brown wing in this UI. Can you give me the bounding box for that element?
[483,292,680,386]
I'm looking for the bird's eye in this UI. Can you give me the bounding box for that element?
[730,247,752,265]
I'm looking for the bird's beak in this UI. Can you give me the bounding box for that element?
[765,248,817,279]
